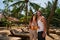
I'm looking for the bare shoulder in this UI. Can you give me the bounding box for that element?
[41,16,45,19]
[41,16,46,22]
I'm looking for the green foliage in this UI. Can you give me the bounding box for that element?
[2,0,60,27]
[40,1,60,27]
[55,8,60,15]
[0,18,7,27]
[8,0,40,23]
[9,0,40,13]
[30,2,40,11]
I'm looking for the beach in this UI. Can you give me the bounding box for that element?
[0,28,60,40]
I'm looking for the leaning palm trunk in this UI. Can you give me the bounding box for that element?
[47,0,58,39]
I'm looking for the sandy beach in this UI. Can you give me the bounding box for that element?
[0,28,60,40]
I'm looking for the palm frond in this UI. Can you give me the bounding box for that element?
[53,18,60,22]
[11,3,25,13]
[28,7,33,16]
[30,2,40,11]
[9,1,25,7]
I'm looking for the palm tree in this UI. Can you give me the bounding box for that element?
[40,0,58,39]
[47,0,58,39]
[3,0,11,17]
[41,1,53,19]
[8,0,40,24]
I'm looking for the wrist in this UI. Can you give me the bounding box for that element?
[43,31,46,34]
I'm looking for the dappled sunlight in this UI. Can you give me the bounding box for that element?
[0,0,60,40]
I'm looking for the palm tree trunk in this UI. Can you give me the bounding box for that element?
[47,0,58,39]
[25,0,28,24]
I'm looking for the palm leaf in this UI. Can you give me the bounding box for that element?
[28,7,33,16]
[11,3,25,13]
[53,18,60,22]
[30,2,40,11]
[9,1,25,7]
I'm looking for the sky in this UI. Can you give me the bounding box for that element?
[0,0,5,9]
[0,0,60,9]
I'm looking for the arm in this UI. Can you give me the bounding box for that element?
[42,17,47,33]
[41,17,47,37]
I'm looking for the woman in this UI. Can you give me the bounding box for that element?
[29,14,38,40]
[36,10,47,40]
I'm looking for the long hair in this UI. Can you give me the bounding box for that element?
[30,14,37,23]
[36,10,42,20]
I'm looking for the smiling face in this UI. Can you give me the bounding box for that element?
[36,11,42,16]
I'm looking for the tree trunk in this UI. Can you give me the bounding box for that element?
[25,0,28,24]
[47,0,58,39]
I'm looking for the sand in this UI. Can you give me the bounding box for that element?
[0,29,60,40]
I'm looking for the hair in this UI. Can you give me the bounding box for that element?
[30,14,37,23]
[35,10,43,21]
[36,10,42,16]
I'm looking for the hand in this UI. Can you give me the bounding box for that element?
[42,32,46,38]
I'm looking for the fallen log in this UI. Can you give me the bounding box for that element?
[9,29,30,40]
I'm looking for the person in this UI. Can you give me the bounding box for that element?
[29,14,38,40]
[36,10,47,40]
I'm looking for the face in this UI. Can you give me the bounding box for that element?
[37,11,41,16]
